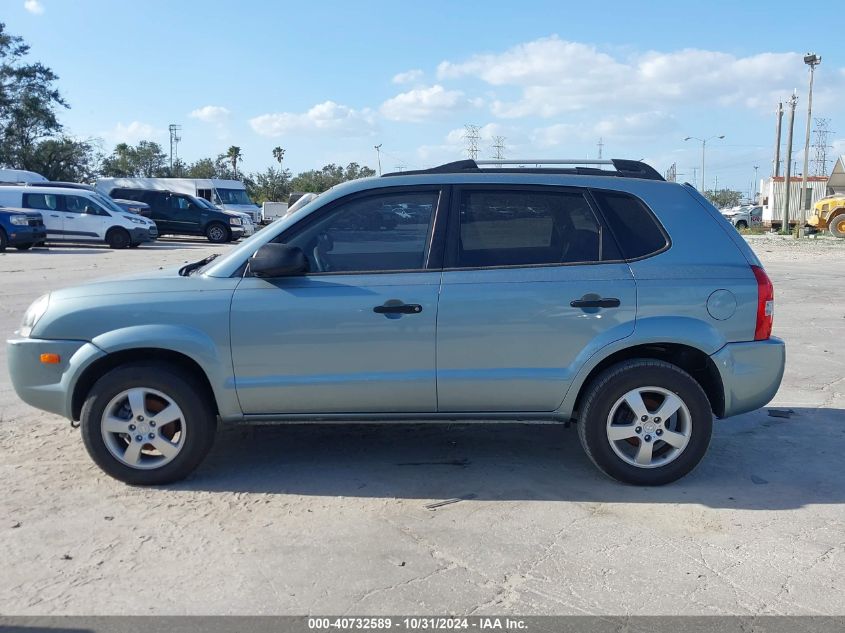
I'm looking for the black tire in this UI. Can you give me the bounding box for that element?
[735,220,748,230]
[0,228,8,252]
[106,227,131,249]
[80,363,217,485]
[577,359,713,486]
[128,243,141,248]
[828,213,845,239]
[205,222,230,243]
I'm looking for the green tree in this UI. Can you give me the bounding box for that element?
[0,22,69,170]
[249,166,291,204]
[272,146,285,165]
[25,136,98,182]
[184,157,218,179]
[290,162,376,193]
[226,145,242,178]
[100,140,168,177]
[705,188,743,209]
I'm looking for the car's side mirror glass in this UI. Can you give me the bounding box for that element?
[249,243,307,278]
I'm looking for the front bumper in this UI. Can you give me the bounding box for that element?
[6,225,47,246]
[240,222,255,236]
[7,337,106,420]
[710,337,785,418]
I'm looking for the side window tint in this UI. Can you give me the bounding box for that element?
[64,195,85,214]
[23,193,60,211]
[284,191,438,273]
[456,190,602,267]
[591,190,668,259]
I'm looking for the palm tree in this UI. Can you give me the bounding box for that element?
[226,146,242,178]
[272,146,285,165]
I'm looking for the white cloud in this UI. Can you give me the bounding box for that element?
[103,121,164,144]
[249,101,376,137]
[392,69,424,84]
[532,111,676,148]
[189,105,231,124]
[437,35,828,119]
[23,0,44,14]
[380,85,479,122]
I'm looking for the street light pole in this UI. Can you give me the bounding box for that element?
[684,135,725,195]
[374,144,383,176]
[800,53,821,226]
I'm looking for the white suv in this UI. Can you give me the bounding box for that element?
[0,186,157,248]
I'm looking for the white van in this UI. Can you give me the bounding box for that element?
[0,186,157,248]
[0,169,49,185]
[95,177,260,229]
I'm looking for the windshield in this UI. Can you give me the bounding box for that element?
[215,188,254,206]
[93,191,126,214]
[195,197,218,210]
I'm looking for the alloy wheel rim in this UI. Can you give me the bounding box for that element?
[210,226,225,240]
[605,386,692,469]
[101,387,186,470]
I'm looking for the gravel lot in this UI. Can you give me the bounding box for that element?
[1,235,843,615]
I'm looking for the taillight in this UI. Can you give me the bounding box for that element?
[751,265,774,340]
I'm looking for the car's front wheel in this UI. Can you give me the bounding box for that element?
[205,222,230,243]
[80,363,217,485]
[577,359,713,485]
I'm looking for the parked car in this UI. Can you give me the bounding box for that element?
[0,186,156,248]
[105,188,246,243]
[0,206,46,251]
[7,158,785,486]
[720,205,762,229]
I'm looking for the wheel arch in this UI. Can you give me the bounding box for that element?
[563,341,726,421]
[71,347,219,421]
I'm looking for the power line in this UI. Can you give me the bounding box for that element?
[463,124,480,160]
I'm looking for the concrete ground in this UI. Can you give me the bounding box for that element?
[0,235,843,615]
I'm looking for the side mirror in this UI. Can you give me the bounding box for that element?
[249,243,307,278]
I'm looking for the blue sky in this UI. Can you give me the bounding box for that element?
[7,0,845,193]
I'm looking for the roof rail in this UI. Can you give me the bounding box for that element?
[383,158,664,181]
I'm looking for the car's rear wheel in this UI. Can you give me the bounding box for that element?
[828,213,845,239]
[577,359,713,485]
[205,222,230,243]
[80,363,217,485]
[735,220,748,230]
[106,227,131,249]
[0,228,7,252]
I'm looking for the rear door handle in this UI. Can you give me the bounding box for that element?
[373,303,423,315]
[570,297,621,309]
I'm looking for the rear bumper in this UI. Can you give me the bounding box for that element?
[7,337,106,420]
[5,225,47,245]
[711,337,785,418]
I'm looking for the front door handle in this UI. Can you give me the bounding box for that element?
[570,297,621,309]
[373,303,423,315]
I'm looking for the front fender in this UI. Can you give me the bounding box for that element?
[556,316,726,417]
[90,324,240,419]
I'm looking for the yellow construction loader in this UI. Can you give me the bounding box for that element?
[808,195,845,238]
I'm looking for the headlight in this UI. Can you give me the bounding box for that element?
[19,294,50,338]
[10,215,29,226]
[229,217,242,226]
[122,215,145,224]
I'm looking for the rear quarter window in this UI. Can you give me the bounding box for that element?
[591,190,668,259]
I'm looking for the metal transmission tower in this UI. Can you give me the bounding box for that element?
[168,124,182,172]
[665,163,677,182]
[597,137,604,159]
[811,118,834,176]
[491,136,506,161]
[462,124,481,160]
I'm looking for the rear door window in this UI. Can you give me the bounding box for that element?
[590,190,668,259]
[450,188,613,268]
[23,193,61,211]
